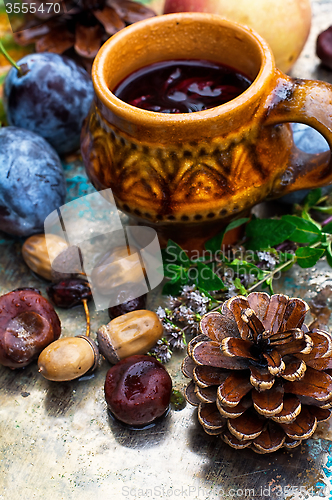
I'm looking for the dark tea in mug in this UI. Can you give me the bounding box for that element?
[113,59,252,113]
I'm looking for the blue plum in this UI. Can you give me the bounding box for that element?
[4,53,94,155]
[0,126,66,237]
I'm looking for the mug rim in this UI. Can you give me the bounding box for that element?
[92,12,275,126]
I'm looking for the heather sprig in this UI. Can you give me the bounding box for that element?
[150,285,223,362]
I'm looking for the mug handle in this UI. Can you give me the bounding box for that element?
[263,70,332,196]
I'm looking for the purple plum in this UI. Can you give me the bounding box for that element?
[0,126,66,237]
[4,53,94,155]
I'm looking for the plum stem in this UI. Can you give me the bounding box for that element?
[82,299,90,337]
[0,39,22,74]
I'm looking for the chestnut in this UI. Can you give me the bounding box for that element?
[47,278,92,309]
[104,354,172,426]
[108,287,147,319]
[316,26,332,70]
[0,289,61,369]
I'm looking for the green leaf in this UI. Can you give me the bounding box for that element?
[301,210,322,229]
[227,259,266,280]
[234,278,248,296]
[245,218,296,250]
[278,251,295,263]
[225,217,250,232]
[162,265,189,295]
[163,263,184,279]
[295,247,325,268]
[322,222,332,235]
[190,255,209,263]
[282,215,322,244]
[162,278,183,296]
[303,188,322,208]
[205,217,249,253]
[265,276,274,294]
[204,230,225,254]
[320,233,329,248]
[326,243,332,268]
[162,239,190,267]
[312,205,332,214]
[197,287,216,300]
[278,251,296,271]
[0,72,7,86]
[200,260,215,270]
[196,262,227,291]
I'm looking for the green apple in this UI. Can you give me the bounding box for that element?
[164,0,312,73]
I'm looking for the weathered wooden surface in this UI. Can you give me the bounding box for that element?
[1,1,332,499]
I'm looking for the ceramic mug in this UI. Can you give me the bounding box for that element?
[81,13,332,250]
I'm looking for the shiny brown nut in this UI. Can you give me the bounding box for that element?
[316,26,332,70]
[38,336,99,381]
[97,310,163,364]
[47,278,92,309]
[90,245,144,295]
[0,289,61,369]
[22,234,69,280]
[108,286,147,319]
[104,354,172,426]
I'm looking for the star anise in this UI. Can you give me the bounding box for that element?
[183,292,332,453]
[13,0,156,71]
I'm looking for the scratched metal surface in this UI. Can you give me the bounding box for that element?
[1,2,332,499]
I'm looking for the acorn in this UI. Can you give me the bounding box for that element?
[38,293,99,381]
[97,310,163,364]
[38,335,99,382]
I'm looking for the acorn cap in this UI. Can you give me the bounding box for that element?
[96,325,120,364]
[76,335,100,373]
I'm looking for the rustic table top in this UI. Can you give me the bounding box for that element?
[1,1,332,499]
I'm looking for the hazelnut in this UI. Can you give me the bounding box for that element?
[97,310,163,364]
[0,289,61,369]
[22,234,69,280]
[38,336,99,381]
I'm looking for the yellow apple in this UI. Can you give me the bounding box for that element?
[164,0,312,73]
[147,0,166,14]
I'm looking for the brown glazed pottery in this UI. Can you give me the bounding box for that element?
[81,13,332,252]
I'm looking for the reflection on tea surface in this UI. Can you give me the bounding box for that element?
[114,59,252,113]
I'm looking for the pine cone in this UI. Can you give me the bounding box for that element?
[182,292,332,453]
[13,0,156,71]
